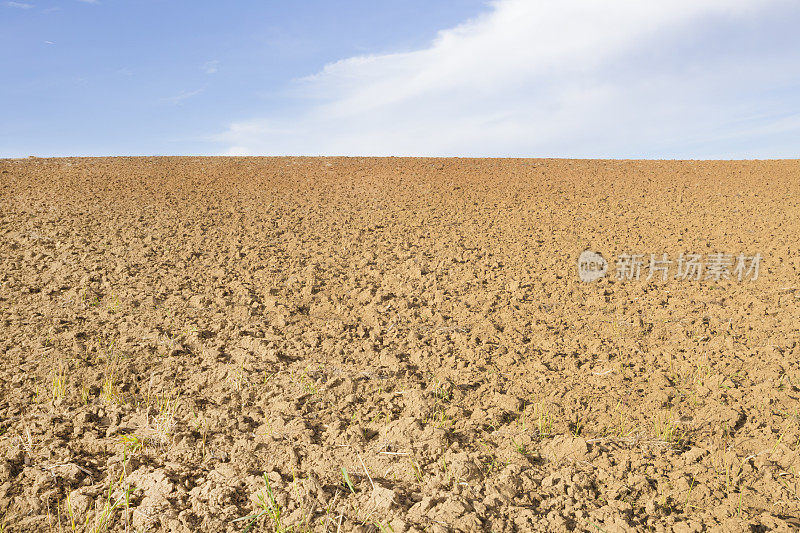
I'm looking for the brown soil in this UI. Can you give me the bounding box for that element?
[1,157,799,532]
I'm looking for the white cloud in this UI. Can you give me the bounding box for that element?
[5,1,34,8]
[216,0,798,158]
[202,60,219,75]
[162,88,204,105]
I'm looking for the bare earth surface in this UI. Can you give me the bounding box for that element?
[1,157,800,532]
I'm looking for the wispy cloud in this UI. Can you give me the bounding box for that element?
[216,0,799,158]
[202,60,219,75]
[5,1,34,8]
[162,88,204,105]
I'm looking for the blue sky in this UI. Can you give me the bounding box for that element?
[2,0,799,158]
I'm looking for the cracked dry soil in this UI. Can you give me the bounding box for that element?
[1,157,800,532]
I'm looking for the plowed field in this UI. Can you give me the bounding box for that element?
[1,157,799,532]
